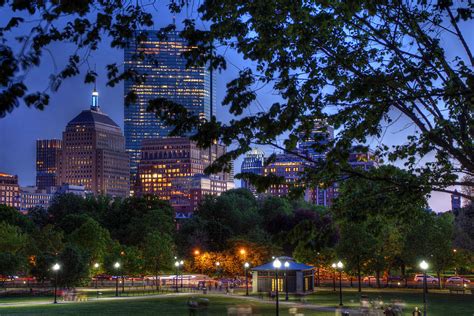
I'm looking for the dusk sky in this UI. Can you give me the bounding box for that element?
[1,5,468,212]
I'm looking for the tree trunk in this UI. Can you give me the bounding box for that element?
[156,272,159,291]
[376,270,381,288]
[357,260,362,292]
[437,271,442,289]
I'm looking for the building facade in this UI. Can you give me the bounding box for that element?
[240,148,265,194]
[19,186,54,213]
[124,31,215,180]
[59,91,130,198]
[298,120,334,161]
[136,137,233,213]
[36,139,62,190]
[0,172,20,209]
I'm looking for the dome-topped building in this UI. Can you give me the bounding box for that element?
[59,90,129,197]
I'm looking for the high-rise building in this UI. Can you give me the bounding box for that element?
[451,190,462,211]
[59,90,130,197]
[263,153,307,197]
[124,31,215,180]
[36,139,62,190]
[348,146,379,170]
[240,148,265,194]
[136,137,234,213]
[298,120,334,161]
[0,172,20,208]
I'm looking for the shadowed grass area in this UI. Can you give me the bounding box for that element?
[306,288,474,315]
[0,295,331,316]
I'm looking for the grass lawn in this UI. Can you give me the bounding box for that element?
[0,295,331,316]
[306,288,474,315]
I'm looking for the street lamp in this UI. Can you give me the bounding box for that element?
[273,258,282,316]
[331,263,337,291]
[244,262,250,296]
[52,263,60,304]
[419,260,429,316]
[93,263,100,289]
[174,261,180,292]
[180,260,184,288]
[336,261,344,306]
[284,261,290,301]
[114,262,120,297]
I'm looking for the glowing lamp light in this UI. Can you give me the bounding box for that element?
[240,249,246,255]
[216,262,220,266]
[419,260,429,271]
[180,260,184,265]
[52,263,60,271]
[337,261,344,269]
[194,250,200,255]
[273,258,282,269]
[94,263,100,269]
[284,261,290,268]
[244,262,250,268]
[331,263,337,269]
[175,261,180,267]
[114,262,120,269]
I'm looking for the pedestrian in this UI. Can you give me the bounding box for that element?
[412,307,421,316]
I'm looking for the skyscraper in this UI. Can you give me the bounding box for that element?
[36,139,62,190]
[124,31,215,179]
[240,148,265,194]
[59,90,130,197]
[298,120,334,161]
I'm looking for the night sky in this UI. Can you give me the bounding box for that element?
[1,5,469,212]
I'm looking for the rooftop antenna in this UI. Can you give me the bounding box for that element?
[91,64,100,111]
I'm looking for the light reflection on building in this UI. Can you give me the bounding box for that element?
[136,137,233,214]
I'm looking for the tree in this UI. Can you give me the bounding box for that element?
[143,232,174,289]
[57,244,90,287]
[68,217,112,263]
[161,0,473,198]
[332,166,429,287]
[0,222,28,276]
[336,222,373,292]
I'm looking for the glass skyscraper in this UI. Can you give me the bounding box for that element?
[124,31,215,179]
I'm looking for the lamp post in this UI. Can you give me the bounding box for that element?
[174,261,180,292]
[52,263,60,304]
[273,258,282,316]
[336,261,344,306]
[114,262,120,297]
[244,262,250,296]
[284,261,289,301]
[180,260,184,289]
[93,263,99,289]
[331,263,337,291]
[420,260,429,316]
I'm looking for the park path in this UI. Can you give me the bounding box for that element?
[0,292,354,314]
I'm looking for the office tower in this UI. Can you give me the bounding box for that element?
[36,139,62,190]
[240,148,265,194]
[298,120,334,161]
[124,31,215,180]
[0,172,20,208]
[451,190,462,211]
[136,137,234,213]
[348,146,379,170]
[59,90,130,197]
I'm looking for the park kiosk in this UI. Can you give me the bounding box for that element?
[251,257,314,294]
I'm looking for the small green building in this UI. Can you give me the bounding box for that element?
[251,257,314,294]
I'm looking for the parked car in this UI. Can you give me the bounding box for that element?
[362,276,378,282]
[414,274,438,283]
[446,276,471,284]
